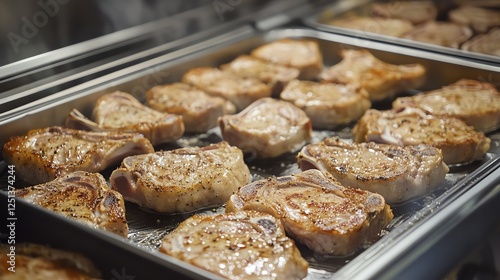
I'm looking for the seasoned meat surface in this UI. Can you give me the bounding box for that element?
[297,137,449,203]
[280,80,371,129]
[221,55,300,96]
[327,16,414,37]
[65,91,184,145]
[219,97,312,158]
[226,170,393,256]
[146,82,236,133]
[393,79,500,132]
[353,107,491,165]
[250,38,324,80]
[0,243,101,280]
[402,21,473,48]
[321,49,425,101]
[182,67,271,112]
[110,142,251,213]
[2,126,154,185]
[160,211,309,280]
[371,1,438,25]
[16,171,128,237]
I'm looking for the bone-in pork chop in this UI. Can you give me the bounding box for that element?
[146,82,236,133]
[226,169,393,256]
[219,97,312,158]
[2,126,154,185]
[320,49,426,101]
[160,211,309,280]
[297,137,449,204]
[393,79,500,132]
[221,55,300,97]
[182,67,271,112]
[449,5,500,33]
[371,1,438,25]
[250,38,324,80]
[65,91,184,145]
[16,171,128,237]
[402,21,473,48]
[110,142,251,213]
[328,16,414,37]
[280,80,371,129]
[353,107,491,165]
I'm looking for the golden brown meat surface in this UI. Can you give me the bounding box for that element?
[16,171,128,237]
[2,126,154,185]
[402,21,473,48]
[110,142,251,213]
[371,1,437,25]
[160,211,309,280]
[65,91,184,145]
[226,170,393,256]
[297,137,449,204]
[328,16,414,37]
[320,49,425,101]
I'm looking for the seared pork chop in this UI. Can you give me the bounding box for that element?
[160,211,309,280]
[221,55,300,96]
[297,137,449,204]
[402,21,473,48]
[110,142,251,213]
[370,1,438,25]
[321,49,426,101]
[182,67,271,112]
[449,5,500,33]
[2,126,154,185]
[328,16,414,37]
[393,79,500,132]
[280,80,371,129]
[16,171,128,236]
[0,243,101,280]
[219,97,312,158]
[353,107,491,165]
[146,82,236,133]
[250,38,324,80]
[226,169,393,256]
[461,27,500,57]
[65,91,184,145]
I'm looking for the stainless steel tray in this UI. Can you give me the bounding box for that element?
[1,28,500,279]
[303,0,500,66]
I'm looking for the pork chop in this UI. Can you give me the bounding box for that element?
[320,49,426,101]
[160,211,309,280]
[145,82,236,133]
[449,5,500,33]
[226,169,393,256]
[401,21,473,48]
[297,137,449,204]
[221,55,300,97]
[218,97,312,158]
[182,67,271,112]
[0,243,102,280]
[65,91,184,145]
[16,171,128,237]
[280,80,371,129]
[250,38,324,80]
[392,79,500,132]
[327,16,414,37]
[353,107,491,165]
[370,1,438,25]
[110,141,251,213]
[461,27,500,57]
[2,126,154,185]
